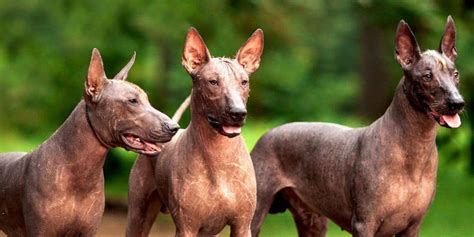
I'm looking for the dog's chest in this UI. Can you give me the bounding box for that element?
[168,156,256,233]
[176,166,255,211]
[373,168,437,235]
[25,185,105,232]
[176,178,254,233]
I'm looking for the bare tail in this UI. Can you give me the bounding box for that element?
[172,93,191,123]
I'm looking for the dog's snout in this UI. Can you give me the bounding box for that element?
[229,107,247,121]
[163,122,180,135]
[447,98,465,111]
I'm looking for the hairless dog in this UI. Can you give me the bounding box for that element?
[126,28,264,237]
[0,49,179,236]
[251,16,464,237]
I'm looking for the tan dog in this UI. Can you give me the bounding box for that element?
[126,28,264,237]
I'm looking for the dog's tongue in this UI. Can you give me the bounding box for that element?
[222,126,241,134]
[441,114,461,128]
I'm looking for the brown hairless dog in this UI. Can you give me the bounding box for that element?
[126,28,264,237]
[0,49,179,236]
[250,17,464,237]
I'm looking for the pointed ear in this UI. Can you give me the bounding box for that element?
[439,15,457,62]
[395,20,421,70]
[182,27,211,74]
[114,51,136,81]
[86,48,107,102]
[236,29,264,74]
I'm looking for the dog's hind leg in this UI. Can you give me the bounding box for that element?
[282,188,328,237]
[126,156,161,237]
[250,140,291,237]
[250,185,278,237]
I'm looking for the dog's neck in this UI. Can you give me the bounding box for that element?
[187,91,246,162]
[376,78,438,178]
[39,100,108,184]
[384,78,438,140]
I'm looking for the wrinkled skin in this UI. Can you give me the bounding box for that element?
[0,49,178,237]
[126,28,264,237]
[250,17,464,237]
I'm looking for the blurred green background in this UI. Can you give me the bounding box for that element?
[0,0,472,236]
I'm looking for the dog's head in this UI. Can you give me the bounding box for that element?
[84,48,179,155]
[395,16,464,128]
[181,28,264,138]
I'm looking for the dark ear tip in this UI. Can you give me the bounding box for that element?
[396,20,414,37]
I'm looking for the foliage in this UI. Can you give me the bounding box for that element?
[0,1,472,236]
[1,2,473,173]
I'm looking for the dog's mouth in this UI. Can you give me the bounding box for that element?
[429,111,461,128]
[207,116,243,138]
[121,133,164,155]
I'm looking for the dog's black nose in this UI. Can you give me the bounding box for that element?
[164,122,180,135]
[229,107,247,121]
[447,98,465,111]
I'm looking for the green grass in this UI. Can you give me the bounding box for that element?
[1,120,473,236]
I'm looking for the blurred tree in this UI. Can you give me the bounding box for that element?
[0,0,472,174]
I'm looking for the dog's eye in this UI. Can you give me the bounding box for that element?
[128,98,139,105]
[241,80,249,86]
[209,80,219,86]
[453,71,459,78]
[422,72,432,82]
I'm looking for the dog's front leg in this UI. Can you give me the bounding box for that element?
[351,215,378,237]
[395,219,423,237]
[175,226,198,237]
[229,219,253,237]
[126,156,161,237]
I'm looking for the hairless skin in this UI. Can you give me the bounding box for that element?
[251,16,464,237]
[0,49,179,236]
[126,28,264,237]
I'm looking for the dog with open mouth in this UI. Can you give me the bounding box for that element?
[250,16,464,237]
[127,27,264,237]
[0,48,179,236]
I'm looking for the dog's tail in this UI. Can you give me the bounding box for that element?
[172,92,191,123]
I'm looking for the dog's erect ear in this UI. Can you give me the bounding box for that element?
[439,16,457,62]
[114,51,136,81]
[182,27,211,74]
[86,48,107,102]
[395,20,421,70]
[236,29,264,75]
